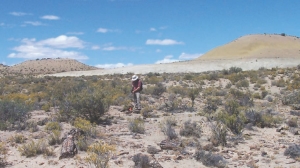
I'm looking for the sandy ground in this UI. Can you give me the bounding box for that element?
[49,58,300,77]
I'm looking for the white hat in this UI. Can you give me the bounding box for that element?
[131,75,139,81]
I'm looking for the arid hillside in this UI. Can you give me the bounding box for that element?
[5,58,99,75]
[198,34,300,60]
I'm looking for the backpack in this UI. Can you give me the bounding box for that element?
[139,80,143,91]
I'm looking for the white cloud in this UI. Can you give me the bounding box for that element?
[156,49,161,53]
[41,15,60,20]
[91,45,100,50]
[0,23,4,26]
[9,12,31,16]
[155,55,179,64]
[23,21,45,26]
[146,39,184,45]
[95,63,133,69]
[179,52,202,60]
[7,35,88,60]
[97,27,120,33]
[38,35,85,48]
[150,27,156,31]
[102,46,127,51]
[67,32,84,35]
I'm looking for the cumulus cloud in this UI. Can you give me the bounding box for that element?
[156,49,161,53]
[7,35,88,60]
[95,63,133,69]
[91,45,100,50]
[9,12,31,16]
[179,52,202,60]
[97,27,120,33]
[23,21,45,26]
[41,15,60,20]
[0,23,4,26]
[37,35,85,48]
[146,39,184,45]
[155,55,179,64]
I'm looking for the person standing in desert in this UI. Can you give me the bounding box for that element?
[131,75,143,110]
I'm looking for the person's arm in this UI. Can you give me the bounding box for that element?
[132,81,141,93]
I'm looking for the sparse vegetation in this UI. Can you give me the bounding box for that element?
[128,117,145,134]
[85,141,115,168]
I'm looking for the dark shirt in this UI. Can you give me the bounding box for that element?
[132,79,142,92]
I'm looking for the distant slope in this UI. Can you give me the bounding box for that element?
[8,58,99,75]
[198,34,300,60]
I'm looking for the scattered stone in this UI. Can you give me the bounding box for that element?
[118,152,129,156]
[160,139,182,150]
[59,129,79,159]
[261,151,267,156]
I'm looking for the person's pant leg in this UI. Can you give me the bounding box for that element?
[135,92,141,109]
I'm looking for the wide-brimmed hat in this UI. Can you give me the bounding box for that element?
[131,75,139,81]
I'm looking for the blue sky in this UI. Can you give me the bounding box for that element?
[1,0,300,68]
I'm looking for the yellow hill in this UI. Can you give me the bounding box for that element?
[198,34,300,60]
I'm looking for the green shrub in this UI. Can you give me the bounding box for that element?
[217,112,244,135]
[194,150,227,168]
[161,120,177,140]
[73,117,96,137]
[85,141,115,168]
[179,120,201,138]
[151,83,166,96]
[18,139,54,157]
[236,79,249,88]
[48,130,61,145]
[45,122,61,131]
[229,67,242,74]
[0,142,7,165]
[272,78,286,87]
[59,88,110,123]
[210,122,227,146]
[0,98,32,130]
[284,144,300,159]
[132,153,151,168]
[9,134,26,144]
[128,118,145,134]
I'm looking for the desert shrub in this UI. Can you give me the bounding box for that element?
[260,113,282,128]
[183,74,194,80]
[0,142,7,165]
[252,92,261,99]
[77,135,89,151]
[151,83,166,96]
[85,141,116,168]
[244,109,262,127]
[58,88,110,123]
[132,153,151,168]
[207,72,219,81]
[261,90,268,99]
[9,134,26,144]
[284,144,300,159]
[140,105,153,118]
[48,130,61,145]
[217,111,244,135]
[18,139,54,157]
[179,120,201,138]
[162,117,177,127]
[226,73,246,84]
[282,91,300,105]
[41,103,51,112]
[210,122,227,146]
[168,86,187,96]
[73,117,96,137]
[45,122,61,131]
[229,89,253,107]
[0,98,32,130]
[161,121,177,140]
[203,97,219,115]
[236,79,249,88]
[128,118,145,134]
[290,110,300,116]
[272,78,286,87]
[147,146,160,154]
[202,87,218,97]
[229,66,242,74]
[287,118,298,127]
[194,150,227,168]
[26,121,39,132]
[188,88,201,107]
[145,76,163,85]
